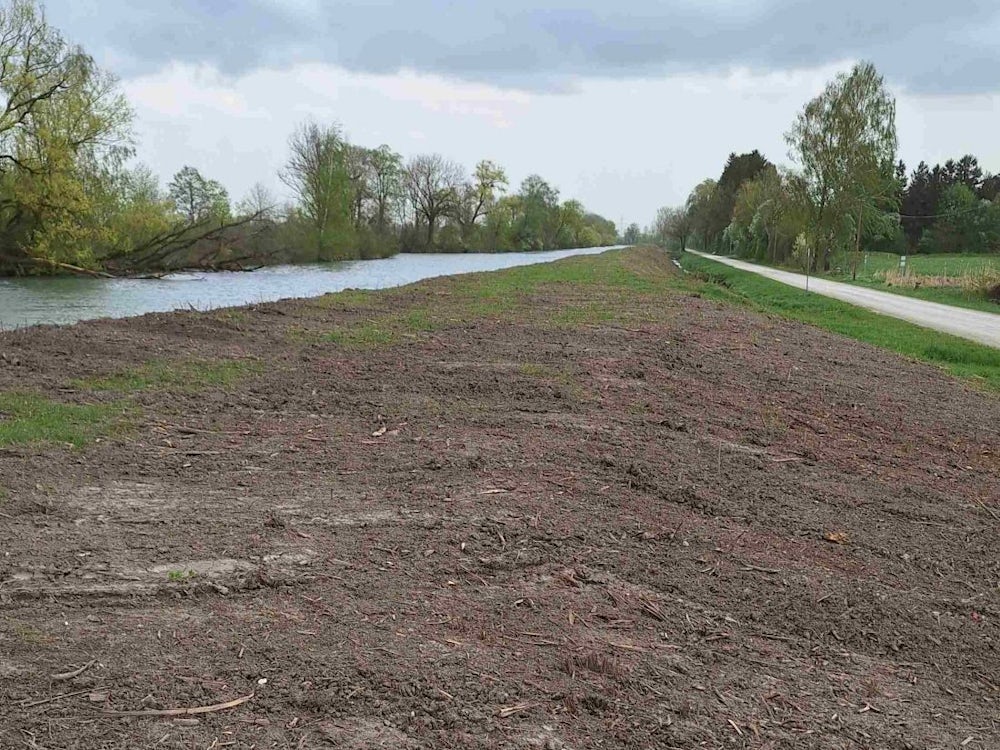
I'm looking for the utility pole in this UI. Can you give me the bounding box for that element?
[805,246,811,293]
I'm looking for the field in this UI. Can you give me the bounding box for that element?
[831,251,1000,278]
[821,251,1000,312]
[1,247,998,749]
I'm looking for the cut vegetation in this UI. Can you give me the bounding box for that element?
[0,248,997,749]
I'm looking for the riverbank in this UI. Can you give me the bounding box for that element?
[2,247,998,748]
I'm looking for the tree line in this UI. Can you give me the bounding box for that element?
[271,122,617,264]
[651,62,1000,275]
[0,0,616,276]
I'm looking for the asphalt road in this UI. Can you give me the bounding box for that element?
[687,250,1000,349]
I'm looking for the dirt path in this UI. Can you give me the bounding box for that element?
[1,248,997,749]
[688,249,1000,348]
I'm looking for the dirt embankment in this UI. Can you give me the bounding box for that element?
[0,248,997,749]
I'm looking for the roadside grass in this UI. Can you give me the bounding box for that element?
[0,392,126,447]
[73,359,260,393]
[682,253,1000,390]
[741,251,1000,313]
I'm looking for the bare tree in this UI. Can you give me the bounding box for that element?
[280,121,353,257]
[236,182,278,222]
[405,153,463,247]
[654,206,692,251]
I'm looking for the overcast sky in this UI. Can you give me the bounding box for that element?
[43,0,1000,229]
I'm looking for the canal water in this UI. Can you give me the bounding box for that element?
[0,247,618,330]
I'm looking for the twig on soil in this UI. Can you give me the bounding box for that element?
[498,634,561,647]
[50,660,95,681]
[638,595,666,621]
[19,689,93,708]
[791,416,826,435]
[974,499,1000,522]
[741,564,782,574]
[497,702,535,718]
[754,632,794,643]
[99,692,254,718]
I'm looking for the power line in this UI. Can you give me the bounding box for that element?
[894,202,994,220]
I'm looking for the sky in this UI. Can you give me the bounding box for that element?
[42,0,1000,229]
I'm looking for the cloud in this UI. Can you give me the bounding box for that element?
[119,60,1000,230]
[43,1,1000,95]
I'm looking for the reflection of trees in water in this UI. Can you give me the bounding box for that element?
[2,276,112,320]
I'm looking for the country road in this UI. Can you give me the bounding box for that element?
[687,250,1000,349]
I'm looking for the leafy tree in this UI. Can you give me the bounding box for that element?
[919,184,1000,254]
[686,179,717,249]
[458,159,507,231]
[482,195,517,252]
[980,174,1000,203]
[786,62,898,272]
[168,166,229,223]
[365,145,403,232]
[581,212,617,246]
[901,161,936,246]
[704,150,773,246]
[623,222,642,245]
[0,0,138,272]
[514,174,560,250]
[280,121,355,260]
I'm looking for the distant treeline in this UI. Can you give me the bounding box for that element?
[647,62,1000,274]
[0,0,616,277]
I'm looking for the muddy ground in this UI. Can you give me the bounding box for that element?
[0,248,997,749]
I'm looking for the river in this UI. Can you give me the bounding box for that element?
[0,247,618,330]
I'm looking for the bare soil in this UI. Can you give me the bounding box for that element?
[0,248,997,749]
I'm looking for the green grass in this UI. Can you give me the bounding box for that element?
[310,249,657,346]
[74,359,259,393]
[830,251,1000,279]
[0,392,124,447]
[739,251,1000,313]
[682,253,1000,390]
[323,323,397,347]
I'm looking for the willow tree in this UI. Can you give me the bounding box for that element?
[0,0,136,272]
[280,121,355,260]
[786,62,898,273]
